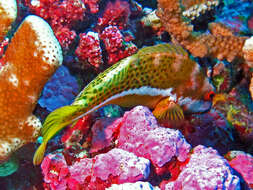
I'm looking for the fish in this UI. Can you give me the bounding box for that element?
[33,43,215,165]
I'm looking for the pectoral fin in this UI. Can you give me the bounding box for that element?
[152,98,184,123]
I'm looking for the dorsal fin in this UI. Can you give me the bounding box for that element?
[137,43,189,62]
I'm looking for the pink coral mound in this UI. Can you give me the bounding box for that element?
[116,106,191,167]
[163,145,240,190]
[41,153,70,190]
[41,148,150,189]
[226,151,253,188]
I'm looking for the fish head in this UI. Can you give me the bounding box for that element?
[180,75,216,114]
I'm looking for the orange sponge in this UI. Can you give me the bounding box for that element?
[0,15,62,162]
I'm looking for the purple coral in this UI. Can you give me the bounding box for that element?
[38,65,79,112]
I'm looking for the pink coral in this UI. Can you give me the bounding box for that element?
[41,148,150,189]
[75,31,103,68]
[96,0,130,31]
[162,145,240,190]
[115,106,191,167]
[100,26,137,64]
[41,153,71,190]
[89,106,191,168]
[226,151,253,188]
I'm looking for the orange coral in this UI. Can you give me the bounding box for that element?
[0,14,63,162]
[0,0,17,42]
[156,0,247,62]
[208,23,234,37]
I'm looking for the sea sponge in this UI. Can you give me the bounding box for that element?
[0,14,62,163]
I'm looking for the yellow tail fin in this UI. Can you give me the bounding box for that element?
[41,105,84,136]
[33,105,85,165]
[33,142,47,165]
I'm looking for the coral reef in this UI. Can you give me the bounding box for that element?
[1,0,253,189]
[115,106,191,167]
[156,0,247,62]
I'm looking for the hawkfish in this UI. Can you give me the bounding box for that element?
[33,43,215,165]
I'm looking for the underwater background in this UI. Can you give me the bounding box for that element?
[0,0,253,189]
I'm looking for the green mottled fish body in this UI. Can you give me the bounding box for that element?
[33,44,213,165]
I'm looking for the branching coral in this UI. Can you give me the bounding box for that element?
[156,0,247,62]
[156,0,253,100]
[0,7,63,162]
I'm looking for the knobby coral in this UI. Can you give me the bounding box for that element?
[156,0,248,62]
[0,0,63,163]
[156,0,253,99]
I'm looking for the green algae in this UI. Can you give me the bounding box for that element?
[0,155,19,177]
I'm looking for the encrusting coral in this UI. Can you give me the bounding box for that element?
[0,0,63,164]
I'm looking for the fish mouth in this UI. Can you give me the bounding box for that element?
[183,99,213,114]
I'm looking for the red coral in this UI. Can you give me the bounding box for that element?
[61,115,92,148]
[55,26,76,51]
[96,0,130,32]
[28,0,86,29]
[75,32,103,68]
[26,0,85,50]
[82,0,100,14]
[100,26,137,64]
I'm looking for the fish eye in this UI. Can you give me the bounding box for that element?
[204,91,215,101]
